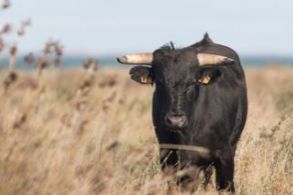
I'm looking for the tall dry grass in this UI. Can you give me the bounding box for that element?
[0,66,292,195]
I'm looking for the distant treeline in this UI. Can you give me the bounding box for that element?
[1,55,293,70]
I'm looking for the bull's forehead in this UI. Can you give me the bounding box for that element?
[176,49,198,64]
[155,49,198,84]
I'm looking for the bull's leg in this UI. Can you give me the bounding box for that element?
[160,149,178,170]
[159,149,179,193]
[215,149,235,193]
[176,165,201,193]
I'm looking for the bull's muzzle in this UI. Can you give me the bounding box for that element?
[165,112,188,129]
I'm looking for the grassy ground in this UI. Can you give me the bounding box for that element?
[0,66,292,195]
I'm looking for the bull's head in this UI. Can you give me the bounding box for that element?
[117,34,235,130]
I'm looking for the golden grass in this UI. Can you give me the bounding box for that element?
[0,66,292,195]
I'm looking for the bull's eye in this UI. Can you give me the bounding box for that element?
[155,79,164,87]
[156,83,165,90]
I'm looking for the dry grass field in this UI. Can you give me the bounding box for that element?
[0,66,292,195]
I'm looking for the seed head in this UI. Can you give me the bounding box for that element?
[24,53,35,64]
[1,23,11,34]
[82,58,98,71]
[54,44,63,56]
[36,57,49,70]
[17,19,31,36]
[2,0,11,9]
[10,45,17,56]
[3,71,18,88]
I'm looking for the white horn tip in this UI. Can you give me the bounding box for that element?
[117,56,128,64]
[223,58,235,65]
[197,53,235,66]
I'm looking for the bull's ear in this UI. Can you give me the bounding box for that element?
[129,66,153,84]
[196,68,221,85]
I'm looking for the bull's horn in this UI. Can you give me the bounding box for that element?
[197,53,235,66]
[117,53,153,65]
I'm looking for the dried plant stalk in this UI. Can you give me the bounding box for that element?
[9,44,17,71]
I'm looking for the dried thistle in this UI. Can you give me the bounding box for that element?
[53,42,63,67]
[70,58,98,123]
[13,83,46,129]
[32,56,49,83]
[17,19,31,36]
[9,44,17,71]
[26,39,64,83]
[24,52,35,64]
[1,0,10,9]
[1,23,11,34]
[36,57,48,70]
[3,44,19,91]
[3,71,18,89]
[43,40,53,55]
[54,44,63,56]
[53,57,61,66]
[39,39,64,67]
[10,45,17,56]
[82,58,98,71]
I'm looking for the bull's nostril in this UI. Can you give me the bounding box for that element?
[165,115,173,125]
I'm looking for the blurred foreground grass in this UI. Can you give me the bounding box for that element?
[0,67,292,195]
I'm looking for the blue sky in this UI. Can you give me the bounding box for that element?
[1,0,292,56]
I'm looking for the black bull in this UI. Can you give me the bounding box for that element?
[117,34,247,192]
